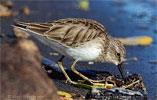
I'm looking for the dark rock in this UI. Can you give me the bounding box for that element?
[86,87,147,100]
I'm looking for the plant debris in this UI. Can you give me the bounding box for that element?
[58,91,85,100]
[85,74,147,100]
[89,74,147,93]
[58,91,72,98]
[78,0,90,11]
[117,36,153,46]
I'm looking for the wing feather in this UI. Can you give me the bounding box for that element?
[16,18,107,47]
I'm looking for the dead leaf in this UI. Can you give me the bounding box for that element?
[117,36,152,46]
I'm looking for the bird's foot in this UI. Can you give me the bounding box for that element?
[66,79,77,84]
[85,79,105,86]
[89,79,105,83]
[91,82,105,86]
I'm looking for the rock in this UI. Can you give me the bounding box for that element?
[1,39,60,100]
[109,17,117,22]
[137,26,149,30]
[88,62,94,65]
[50,52,59,56]
[21,6,30,15]
[13,27,30,38]
[131,57,138,61]
[0,4,12,16]
[0,1,13,17]
[86,87,146,100]
[111,1,125,7]
[154,29,157,34]
[0,1,13,9]
[149,61,157,64]
[0,33,5,38]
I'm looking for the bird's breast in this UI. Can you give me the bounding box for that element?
[66,44,101,61]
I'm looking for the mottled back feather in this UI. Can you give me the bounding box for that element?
[17,18,107,47]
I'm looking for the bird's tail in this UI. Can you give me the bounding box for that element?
[12,21,28,29]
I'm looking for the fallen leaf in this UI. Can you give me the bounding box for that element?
[117,36,152,46]
[57,91,72,98]
[78,0,90,11]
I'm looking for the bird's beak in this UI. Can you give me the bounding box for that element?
[121,58,127,62]
[117,63,125,79]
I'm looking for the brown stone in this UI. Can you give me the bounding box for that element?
[22,6,30,15]
[1,39,60,100]
[13,27,30,38]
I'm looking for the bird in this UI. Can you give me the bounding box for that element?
[13,18,126,85]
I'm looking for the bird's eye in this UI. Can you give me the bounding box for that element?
[117,53,120,56]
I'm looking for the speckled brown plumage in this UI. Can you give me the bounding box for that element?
[17,18,107,47]
[14,18,126,65]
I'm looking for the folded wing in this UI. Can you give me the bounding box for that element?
[16,18,107,47]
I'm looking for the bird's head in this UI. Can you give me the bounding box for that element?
[105,36,126,65]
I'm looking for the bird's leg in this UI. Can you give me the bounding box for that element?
[71,60,104,86]
[117,63,125,79]
[57,56,76,84]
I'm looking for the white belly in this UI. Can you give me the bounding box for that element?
[66,45,101,61]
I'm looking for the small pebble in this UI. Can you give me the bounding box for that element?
[0,4,12,16]
[0,33,5,38]
[111,1,125,6]
[47,70,52,73]
[22,6,30,15]
[0,1,13,9]
[88,61,94,65]
[131,57,138,61]
[47,12,52,17]
[154,29,157,34]
[50,52,59,56]
[137,26,149,30]
[109,17,116,22]
[149,61,157,64]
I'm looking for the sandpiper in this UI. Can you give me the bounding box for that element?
[13,18,126,85]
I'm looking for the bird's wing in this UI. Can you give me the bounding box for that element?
[16,18,107,47]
